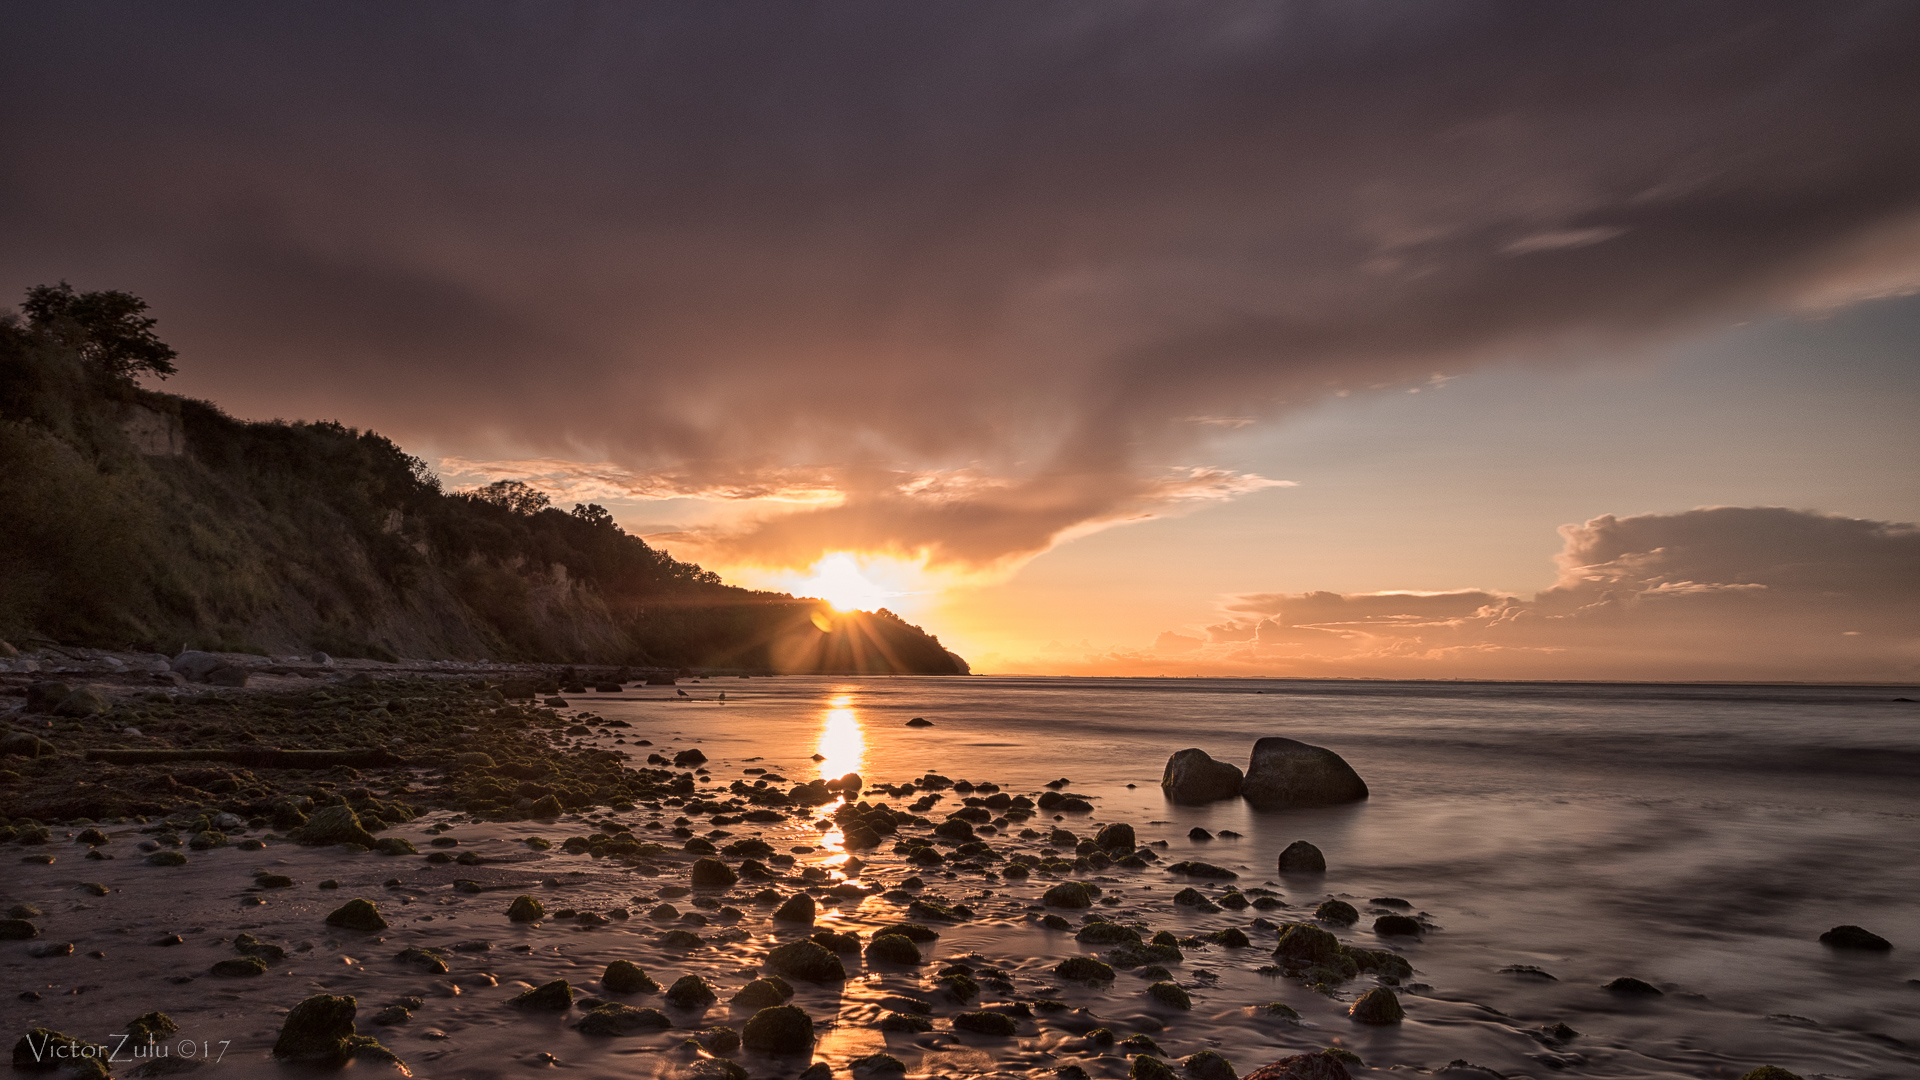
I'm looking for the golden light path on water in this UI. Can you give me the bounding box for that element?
[814,691,865,864]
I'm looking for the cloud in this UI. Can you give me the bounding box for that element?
[4,5,1920,566]
[1105,508,1920,681]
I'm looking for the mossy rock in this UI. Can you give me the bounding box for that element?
[325,897,389,931]
[0,919,39,940]
[1184,1049,1238,1080]
[124,1012,177,1044]
[1148,981,1192,1010]
[730,976,794,1008]
[1373,914,1421,936]
[851,1051,907,1074]
[234,933,286,960]
[665,974,718,1008]
[11,1028,109,1079]
[768,939,847,982]
[877,1011,933,1032]
[1349,986,1404,1024]
[1043,881,1094,908]
[773,892,816,924]
[510,979,574,1009]
[1095,822,1136,851]
[396,946,448,973]
[1054,956,1116,982]
[952,1010,1019,1036]
[1739,1069,1805,1080]
[1276,839,1327,872]
[1604,976,1662,995]
[506,894,544,922]
[1263,1001,1301,1020]
[1076,920,1141,946]
[1315,899,1359,925]
[691,857,737,888]
[257,873,295,889]
[879,921,939,942]
[1166,861,1236,879]
[1130,1055,1178,1080]
[576,1003,670,1035]
[812,929,861,954]
[373,837,417,856]
[1274,923,1344,966]
[288,804,378,848]
[1209,927,1251,948]
[662,929,705,949]
[145,850,188,866]
[603,959,660,994]
[271,994,359,1065]
[866,933,922,965]
[212,955,271,977]
[741,1004,814,1053]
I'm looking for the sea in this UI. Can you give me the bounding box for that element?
[6,676,1917,1079]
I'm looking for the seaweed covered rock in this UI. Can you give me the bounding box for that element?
[1132,1055,1179,1080]
[691,857,737,888]
[1373,914,1421,937]
[741,1004,814,1053]
[1043,881,1094,909]
[731,976,794,1008]
[1349,986,1404,1024]
[1186,1050,1240,1080]
[1161,748,1245,804]
[665,974,718,1008]
[271,994,359,1065]
[953,1011,1019,1035]
[324,898,389,931]
[866,934,922,965]
[1055,956,1116,981]
[1276,840,1327,872]
[1148,981,1192,1009]
[773,892,816,924]
[1244,1051,1353,1080]
[603,960,660,994]
[768,940,847,983]
[1095,822,1136,851]
[1273,923,1345,968]
[1167,861,1237,879]
[1314,899,1358,924]
[1244,738,1368,809]
[1739,1069,1805,1080]
[1076,921,1141,946]
[576,1003,670,1035]
[511,980,575,1009]
[289,805,378,848]
[12,1029,108,1079]
[506,895,544,922]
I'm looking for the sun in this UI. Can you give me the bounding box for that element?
[794,553,893,612]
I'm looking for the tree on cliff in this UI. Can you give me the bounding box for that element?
[19,281,178,384]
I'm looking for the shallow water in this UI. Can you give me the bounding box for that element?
[5,676,1917,1079]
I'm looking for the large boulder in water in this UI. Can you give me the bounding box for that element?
[1161,749,1243,804]
[1242,738,1367,808]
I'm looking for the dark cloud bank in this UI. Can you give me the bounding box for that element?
[4,2,1919,572]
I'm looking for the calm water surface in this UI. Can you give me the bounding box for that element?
[5,676,1915,1079]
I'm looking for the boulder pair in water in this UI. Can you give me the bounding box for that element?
[1160,738,1368,808]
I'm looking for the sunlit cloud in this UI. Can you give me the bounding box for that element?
[437,457,844,505]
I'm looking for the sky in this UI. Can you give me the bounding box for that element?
[3,2,1917,680]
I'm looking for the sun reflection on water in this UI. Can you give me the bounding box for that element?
[815,693,866,862]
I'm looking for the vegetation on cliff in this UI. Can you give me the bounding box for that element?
[0,284,965,673]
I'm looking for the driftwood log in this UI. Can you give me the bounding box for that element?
[84,748,406,769]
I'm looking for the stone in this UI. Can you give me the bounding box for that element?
[0,919,39,940]
[866,934,922,965]
[1314,899,1358,924]
[396,947,448,973]
[852,1052,908,1074]
[170,651,223,681]
[12,1029,108,1079]
[289,805,378,848]
[1055,956,1116,981]
[905,717,934,727]
[673,748,708,767]
[1186,1050,1239,1080]
[1161,748,1245,804]
[1132,1055,1179,1080]
[1604,976,1662,995]
[1819,924,1892,950]
[1167,860,1237,878]
[603,959,660,993]
[1739,1069,1805,1080]
[507,895,544,922]
[773,892,816,924]
[1373,914,1421,936]
[1276,840,1326,872]
[691,857,737,888]
[576,1003,670,1035]
[768,939,847,982]
[373,837,416,856]
[1243,1052,1353,1080]
[526,794,563,818]
[145,850,188,866]
[953,1011,1019,1035]
[665,974,718,1008]
[211,956,270,977]
[325,898,389,931]
[0,732,55,758]
[24,682,73,712]
[1043,881,1094,908]
[1095,822,1136,851]
[1273,923,1344,966]
[1076,921,1140,945]
[511,980,574,1009]
[52,688,109,717]
[451,752,495,769]
[1348,986,1403,1023]
[742,1004,814,1053]
[206,665,250,687]
[271,994,358,1065]
[1148,981,1192,1009]
[731,977,794,1008]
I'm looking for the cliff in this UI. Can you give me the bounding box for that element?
[0,292,967,674]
